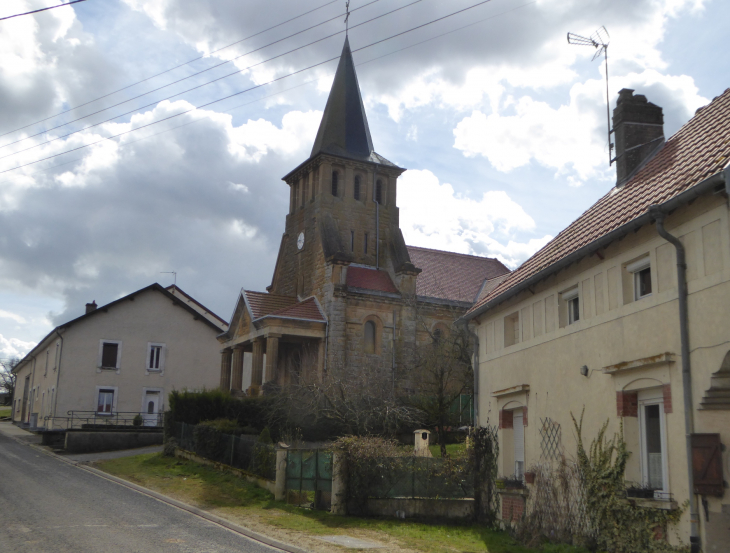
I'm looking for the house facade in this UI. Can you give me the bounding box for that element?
[217,38,509,393]
[462,88,730,550]
[11,283,227,429]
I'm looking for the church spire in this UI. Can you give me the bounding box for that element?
[310,37,374,161]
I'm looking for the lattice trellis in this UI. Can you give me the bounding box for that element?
[539,417,563,461]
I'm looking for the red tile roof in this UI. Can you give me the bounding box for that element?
[347,266,400,294]
[467,88,730,317]
[270,297,326,321]
[244,291,298,319]
[244,291,325,322]
[408,246,510,303]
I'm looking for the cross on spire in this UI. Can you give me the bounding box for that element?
[345,0,350,35]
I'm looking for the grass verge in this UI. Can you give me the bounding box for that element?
[96,453,588,553]
[0,406,12,418]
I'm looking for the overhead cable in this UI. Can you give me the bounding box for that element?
[0,0,498,176]
[0,0,340,139]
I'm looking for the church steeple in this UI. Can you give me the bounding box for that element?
[310,37,374,161]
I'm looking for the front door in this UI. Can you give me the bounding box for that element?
[143,392,160,426]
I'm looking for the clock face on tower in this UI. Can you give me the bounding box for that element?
[297,232,305,250]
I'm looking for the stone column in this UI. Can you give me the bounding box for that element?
[264,334,280,384]
[251,338,264,387]
[219,348,232,390]
[275,447,288,501]
[231,347,244,391]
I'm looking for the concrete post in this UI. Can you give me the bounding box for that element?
[331,453,347,515]
[231,347,244,391]
[275,447,287,501]
[264,334,280,384]
[219,349,232,390]
[251,338,264,387]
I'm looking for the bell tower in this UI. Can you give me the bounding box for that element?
[269,37,418,299]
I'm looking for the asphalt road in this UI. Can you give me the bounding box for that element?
[0,432,281,553]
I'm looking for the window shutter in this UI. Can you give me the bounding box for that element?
[514,412,525,477]
[692,433,724,496]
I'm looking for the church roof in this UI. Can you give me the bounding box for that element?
[347,266,399,294]
[243,291,326,323]
[309,37,398,168]
[407,246,510,304]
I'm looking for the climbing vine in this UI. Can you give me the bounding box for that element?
[571,409,687,553]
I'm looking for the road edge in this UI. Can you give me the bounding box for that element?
[0,427,309,553]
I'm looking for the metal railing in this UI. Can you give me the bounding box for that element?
[44,410,163,430]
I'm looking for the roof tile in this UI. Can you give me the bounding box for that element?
[467,88,730,315]
[346,266,400,294]
[408,246,510,303]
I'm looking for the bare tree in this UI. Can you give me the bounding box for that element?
[0,358,20,405]
[406,322,474,458]
[269,350,420,438]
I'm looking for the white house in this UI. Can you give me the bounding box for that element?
[11,283,227,429]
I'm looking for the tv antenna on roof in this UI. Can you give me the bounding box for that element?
[567,26,613,166]
[161,271,177,286]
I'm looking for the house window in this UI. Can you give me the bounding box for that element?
[639,390,667,494]
[504,312,520,347]
[375,179,383,204]
[627,256,652,300]
[562,287,580,325]
[364,232,368,254]
[354,175,361,200]
[364,321,376,354]
[332,171,339,196]
[148,344,165,371]
[97,388,115,414]
[99,340,121,370]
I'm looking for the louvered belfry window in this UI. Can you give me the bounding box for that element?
[332,171,339,196]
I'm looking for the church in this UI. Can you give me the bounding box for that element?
[217,38,509,394]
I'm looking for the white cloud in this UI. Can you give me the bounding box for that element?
[0,310,26,324]
[398,169,551,268]
[0,334,35,359]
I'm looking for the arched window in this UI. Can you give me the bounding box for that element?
[354,175,361,200]
[433,328,442,345]
[332,171,339,196]
[364,321,376,354]
[375,179,383,204]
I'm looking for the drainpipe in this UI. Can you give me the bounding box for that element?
[648,205,699,553]
[460,320,480,427]
[373,170,380,270]
[52,329,64,428]
[392,309,397,390]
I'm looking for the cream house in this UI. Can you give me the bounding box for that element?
[461,88,730,550]
[11,283,227,430]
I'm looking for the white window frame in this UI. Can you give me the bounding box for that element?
[638,388,669,497]
[627,256,652,301]
[98,339,122,373]
[562,287,580,325]
[146,342,166,375]
[95,385,118,415]
[513,410,525,479]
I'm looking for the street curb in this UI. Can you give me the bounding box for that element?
[0,429,309,553]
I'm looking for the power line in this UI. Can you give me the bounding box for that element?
[0,0,498,176]
[0,0,339,139]
[0,0,87,22]
[0,0,386,151]
[0,0,422,161]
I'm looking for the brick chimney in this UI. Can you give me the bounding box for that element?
[85,301,97,314]
[612,89,664,186]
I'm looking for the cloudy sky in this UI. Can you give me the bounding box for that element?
[0,0,727,358]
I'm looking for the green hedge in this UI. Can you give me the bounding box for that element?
[168,389,272,431]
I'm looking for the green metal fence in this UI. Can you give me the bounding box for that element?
[285,449,333,509]
[174,422,276,480]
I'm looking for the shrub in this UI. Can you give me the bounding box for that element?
[198,418,242,435]
[167,388,273,432]
[133,414,143,427]
[163,437,178,457]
